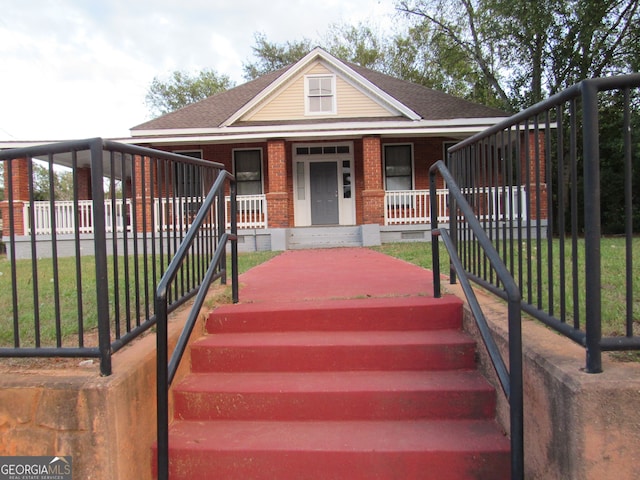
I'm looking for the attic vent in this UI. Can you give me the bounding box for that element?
[296,146,350,155]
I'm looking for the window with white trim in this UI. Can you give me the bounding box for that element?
[384,144,413,191]
[305,75,336,115]
[233,149,263,195]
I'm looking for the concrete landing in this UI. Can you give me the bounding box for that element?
[235,247,435,303]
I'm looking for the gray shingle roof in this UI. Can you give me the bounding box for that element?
[347,63,508,120]
[131,57,507,132]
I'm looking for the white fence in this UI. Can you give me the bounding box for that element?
[23,189,525,235]
[24,195,269,235]
[384,186,527,225]
[26,200,133,235]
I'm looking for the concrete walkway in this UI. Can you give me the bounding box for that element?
[236,248,435,304]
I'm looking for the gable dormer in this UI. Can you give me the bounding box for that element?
[224,48,421,125]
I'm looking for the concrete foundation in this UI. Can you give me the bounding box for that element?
[0,301,203,480]
[450,283,640,480]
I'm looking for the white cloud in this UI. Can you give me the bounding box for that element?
[0,0,398,142]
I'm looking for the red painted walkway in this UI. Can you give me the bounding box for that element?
[236,247,435,303]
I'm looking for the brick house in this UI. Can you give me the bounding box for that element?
[126,47,520,250]
[3,47,540,252]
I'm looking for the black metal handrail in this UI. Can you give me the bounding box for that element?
[0,138,227,375]
[154,169,238,480]
[446,74,640,374]
[430,160,524,480]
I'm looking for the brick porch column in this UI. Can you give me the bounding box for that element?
[132,155,155,233]
[1,157,30,236]
[266,139,289,228]
[523,131,548,221]
[362,136,385,225]
[76,167,92,200]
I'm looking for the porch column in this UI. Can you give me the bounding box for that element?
[266,139,289,228]
[1,157,30,236]
[76,167,92,200]
[132,155,155,233]
[362,136,385,225]
[523,131,548,221]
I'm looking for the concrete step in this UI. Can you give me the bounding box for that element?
[173,369,496,421]
[288,226,362,249]
[159,419,510,480]
[189,329,476,373]
[207,296,463,333]
[154,293,509,479]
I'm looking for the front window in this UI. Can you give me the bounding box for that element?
[384,144,413,190]
[233,149,263,195]
[305,75,336,115]
[174,150,202,198]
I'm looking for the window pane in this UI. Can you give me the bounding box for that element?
[384,145,412,191]
[385,145,412,177]
[320,96,333,112]
[320,77,332,95]
[238,181,262,196]
[309,96,322,112]
[387,176,412,191]
[308,77,321,95]
[234,150,262,194]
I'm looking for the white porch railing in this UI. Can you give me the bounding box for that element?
[384,186,528,225]
[25,194,269,235]
[25,199,133,235]
[25,190,524,234]
[225,195,268,229]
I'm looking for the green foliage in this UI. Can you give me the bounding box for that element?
[242,33,314,81]
[145,69,235,117]
[397,0,640,109]
[31,164,74,201]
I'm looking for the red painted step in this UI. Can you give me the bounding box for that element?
[160,419,510,480]
[190,329,476,372]
[155,296,510,479]
[207,296,464,333]
[173,370,496,421]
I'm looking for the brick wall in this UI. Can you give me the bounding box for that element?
[361,136,384,224]
[1,158,30,235]
[266,140,290,228]
[521,131,548,220]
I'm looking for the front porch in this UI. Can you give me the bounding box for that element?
[9,185,530,255]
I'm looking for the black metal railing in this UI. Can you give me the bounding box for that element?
[0,138,232,376]
[443,74,640,374]
[430,160,524,480]
[155,169,238,480]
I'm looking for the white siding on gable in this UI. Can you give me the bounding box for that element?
[243,61,397,122]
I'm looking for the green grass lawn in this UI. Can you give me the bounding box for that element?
[374,238,640,340]
[0,238,637,352]
[0,250,281,348]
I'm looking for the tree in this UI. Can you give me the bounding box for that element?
[31,164,74,201]
[397,0,640,109]
[397,0,513,108]
[242,33,313,81]
[145,69,235,117]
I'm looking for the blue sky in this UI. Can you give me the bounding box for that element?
[0,0,396,141]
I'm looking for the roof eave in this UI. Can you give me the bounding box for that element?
[128,117,508,145]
